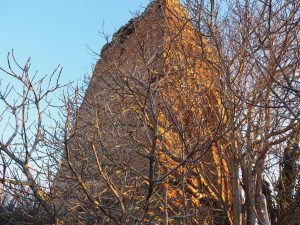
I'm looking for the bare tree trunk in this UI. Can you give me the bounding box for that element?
[241,164,256,225]
[262,194,271,225]
[231,161,242,225]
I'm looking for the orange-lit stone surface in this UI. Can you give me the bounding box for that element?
[56,0,232,223]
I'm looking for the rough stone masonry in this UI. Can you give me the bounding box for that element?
[55,0,232,224]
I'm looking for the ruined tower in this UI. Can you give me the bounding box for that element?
[56,0,232,224]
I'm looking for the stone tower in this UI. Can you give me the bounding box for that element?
[56,0,232,224]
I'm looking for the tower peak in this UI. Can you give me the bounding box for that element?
[160,0,180,4]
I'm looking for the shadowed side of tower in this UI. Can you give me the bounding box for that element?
[55,0,232,224]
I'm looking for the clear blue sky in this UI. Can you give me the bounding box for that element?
[0,0,149,83]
